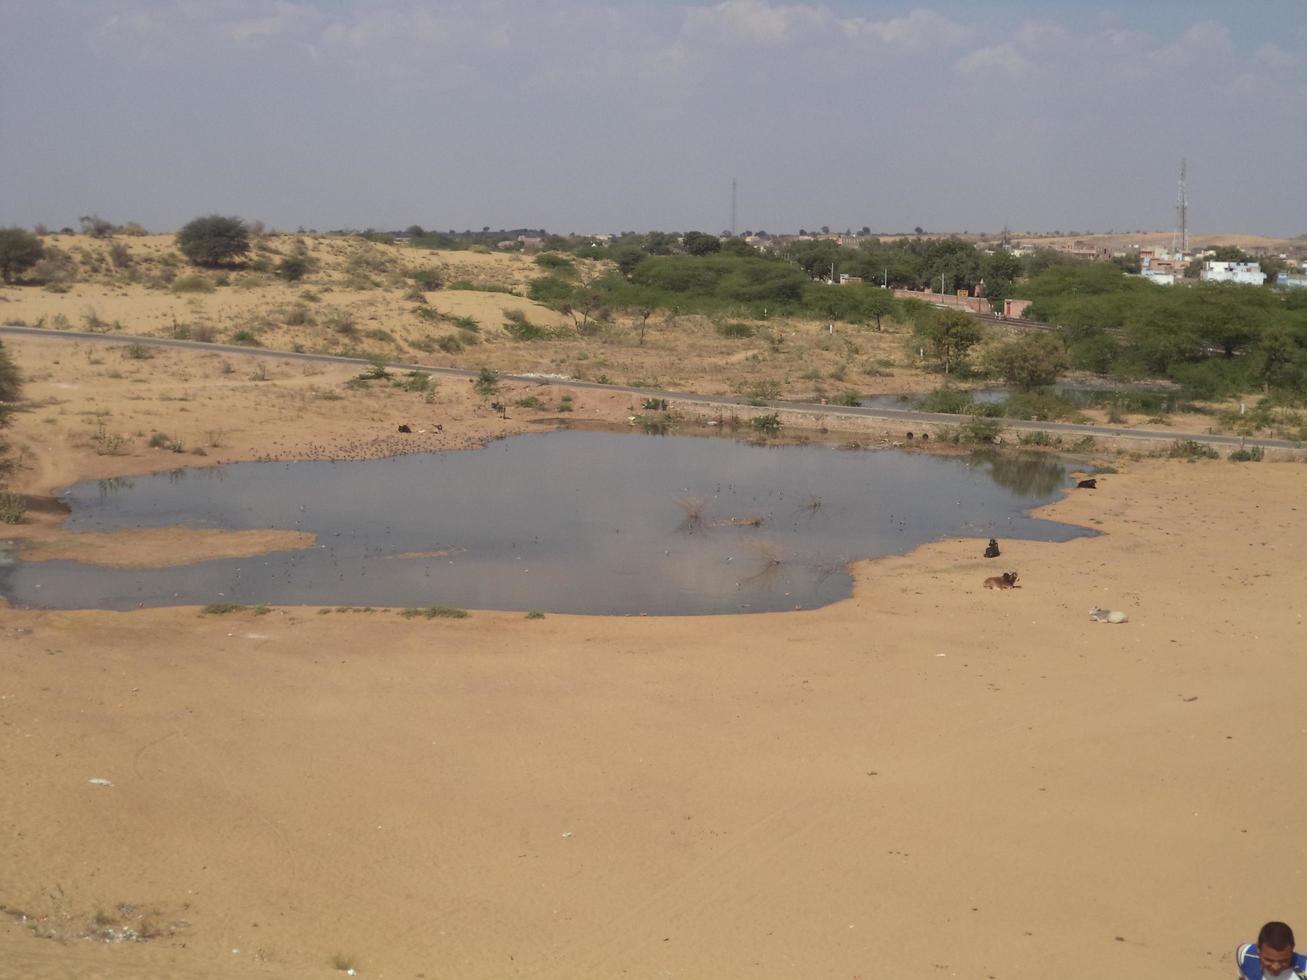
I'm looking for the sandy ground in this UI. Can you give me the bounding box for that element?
[2,333,1306,979]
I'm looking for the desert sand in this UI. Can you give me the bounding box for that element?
[2,292,1306,979]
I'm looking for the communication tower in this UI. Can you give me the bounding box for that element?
[1171,158,1188,260]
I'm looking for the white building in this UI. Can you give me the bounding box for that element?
[1201,261,1266,285]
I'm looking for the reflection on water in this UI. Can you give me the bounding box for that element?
[97,476,135,500]
[972,452,1067,497]
[0,431,1094,615]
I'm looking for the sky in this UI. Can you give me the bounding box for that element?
[2,0,1305,237]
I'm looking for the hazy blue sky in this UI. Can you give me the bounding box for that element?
[2,1,1304,236]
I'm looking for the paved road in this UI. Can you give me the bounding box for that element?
[2,323,1298,452]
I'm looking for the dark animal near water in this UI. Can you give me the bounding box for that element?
[398,424,412,433]
[983,571,1019,590]
[984,538,1001,559]
[1077,478,1097,489]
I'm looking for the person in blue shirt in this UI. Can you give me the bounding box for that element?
[1237,922,1307,980]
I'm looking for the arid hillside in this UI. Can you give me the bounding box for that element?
[0,233,920,404]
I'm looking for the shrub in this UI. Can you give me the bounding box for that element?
[503,309,550,340]
[534,253,575,273]
[736,378,781,402]
[408,267,443,291]
[474,368,499,397]
[108,241,133,269]
[1167,439,1218,460]
[1228,445,1264,462]
[449,280,516,294]
[1000,391,1082,422]
[751,412,782,434]
[400,371,432,393]
[981,332,1070,390]
[0,489,27,524]
[960,416,1003,443]
[436,335,463,353]
[176,215,250,266]
[148,432,185,452]
[171,274,215,294]
[1017,430,1061,447]
[716,321,754,338]
[30,247,76,286]
[831,392,862,407]
[399,606,469,619]
[323,310,357,336]
[277,254,312,282]
[916,388,976,414]
[0,227,45,282]
[282,304,314,326]
[450,315,479,332]
[527,275,574,305]
[515,395,546,409]
[230,330,261,346]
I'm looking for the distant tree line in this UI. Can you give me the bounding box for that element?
[1019,264,1307,397]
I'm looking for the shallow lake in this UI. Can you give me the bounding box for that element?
[0,431,1094,615]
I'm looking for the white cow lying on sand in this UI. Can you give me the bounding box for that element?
[1089,607,1128,624]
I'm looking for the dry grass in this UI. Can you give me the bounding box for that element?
[0,232,926,403]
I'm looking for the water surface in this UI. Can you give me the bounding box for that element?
[0,432,1092,615]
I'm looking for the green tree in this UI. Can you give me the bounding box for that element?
[682,231,721,256]
[786,238,842,280]
[1253,326,1302,392]
[0,340,21,426]
[613,245,647,277]
[862,289,897,331]
[982,332,1070,390]
[920,309,984,375]
[0,227,44,283]
[176,215,251,267]
[980,249,1022,308]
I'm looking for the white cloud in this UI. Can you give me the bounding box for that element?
[1149,20,1232,68]
[1253,42,1303,70]
[683,1,969,51]
[852,8,971,49]
[956,42,1032,78]
[683,0,827,46]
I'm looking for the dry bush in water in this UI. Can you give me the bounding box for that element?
[674,495,707,533]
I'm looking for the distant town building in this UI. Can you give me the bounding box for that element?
[1201,261,1266,285]
[1276,271,1307,289]
[1138,249,1182,285]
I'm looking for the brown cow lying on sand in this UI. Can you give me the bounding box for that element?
[984,571,1019,589]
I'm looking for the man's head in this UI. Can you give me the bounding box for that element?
[1258,921,1296,977]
